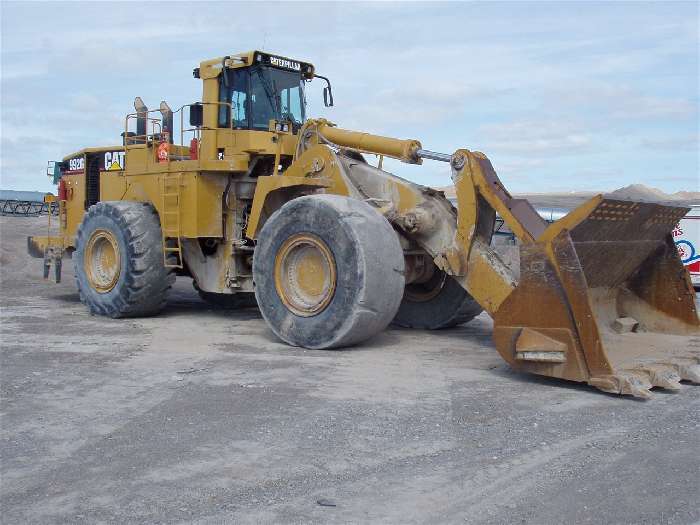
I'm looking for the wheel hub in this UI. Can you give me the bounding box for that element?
[274,233,336,317]
[84,229,121,293]
[404,263,445,303]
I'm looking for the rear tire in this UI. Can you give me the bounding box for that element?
[74,201,174,318]
[393,268,482,329]
[253,195,405,349]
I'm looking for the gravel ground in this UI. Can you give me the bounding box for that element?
[1,215,699,524]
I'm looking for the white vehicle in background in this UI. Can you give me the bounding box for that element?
[674,204,700,289]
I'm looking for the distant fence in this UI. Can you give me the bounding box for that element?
[0,199,58,217]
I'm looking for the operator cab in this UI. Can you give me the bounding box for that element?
[209,52,331,134]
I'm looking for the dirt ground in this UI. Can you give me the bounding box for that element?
[1,216,699,524]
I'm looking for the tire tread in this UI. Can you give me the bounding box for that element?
[74,201,173,318]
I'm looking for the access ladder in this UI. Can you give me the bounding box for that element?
[160,173,183,268]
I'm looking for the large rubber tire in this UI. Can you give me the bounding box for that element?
[194,282,258,309]
[74,201,174,318]
[392,270,483,329]
[253,194,405,349]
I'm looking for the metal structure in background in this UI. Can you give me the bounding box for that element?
[449,200,570,243]
[500,207,569,242]
[1,199,58,217]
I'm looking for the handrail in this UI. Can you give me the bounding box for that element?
[123,112,162,146]
[123,101,235,163]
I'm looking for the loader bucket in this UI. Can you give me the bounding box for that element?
[492,197,700,398]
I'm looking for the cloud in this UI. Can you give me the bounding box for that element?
[477,120,595,157]
[334,83,510,132]
[551,84,696,121]
[1,1,698,194]
[640,134,700,151]
[496,158,547,175]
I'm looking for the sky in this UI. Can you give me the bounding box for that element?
[1,1,698,194]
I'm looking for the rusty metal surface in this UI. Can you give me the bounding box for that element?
[568,199,688,288]
[492,242,591,384]
[625,235,699,329]
[489,192,699,398]
[434,151,698,397]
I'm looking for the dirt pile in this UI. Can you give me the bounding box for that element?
[436,183,699,208]
[607,184,699,204]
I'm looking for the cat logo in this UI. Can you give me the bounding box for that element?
[104,151,126,171]
[269,56,301,71]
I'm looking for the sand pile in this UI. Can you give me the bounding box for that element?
[436,183,698,209]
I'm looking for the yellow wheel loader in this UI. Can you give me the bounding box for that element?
[29,51,699,398]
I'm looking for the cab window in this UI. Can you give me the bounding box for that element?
[218,68,249,129]
[219,66,305,130]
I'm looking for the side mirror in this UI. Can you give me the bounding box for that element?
[189,103,203,127]
[323,86,334,107]
[316,74,334,108]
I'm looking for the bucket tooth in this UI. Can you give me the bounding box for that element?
[678,363,700,384]
[618,373,653,399]
[589,373,653,399]
[638,366,682,391]
[608,372,654,399]
[666,355,700,383]
[588,375,620,395]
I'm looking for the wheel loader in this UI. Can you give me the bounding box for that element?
[29,50,699,398]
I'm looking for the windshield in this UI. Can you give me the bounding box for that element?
[219,66,305,130]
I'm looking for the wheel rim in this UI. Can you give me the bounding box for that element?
[274,233,336,317]
[404,268,446,303]
[84,229,121,293]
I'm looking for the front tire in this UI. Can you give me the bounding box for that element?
[393,267,482,329]
[74,201,174,318]
[253,195,405,349]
